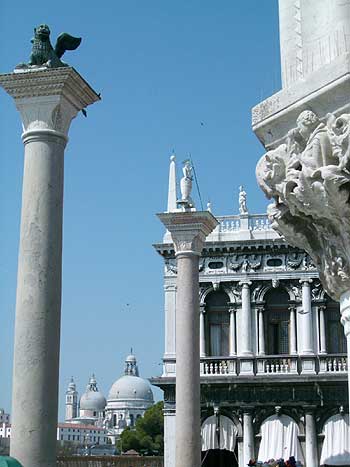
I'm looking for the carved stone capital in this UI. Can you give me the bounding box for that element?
[0,68,100,138]
[256,110,350,301]
[157,211,218,256]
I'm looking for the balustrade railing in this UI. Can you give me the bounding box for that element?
[196,354,348,377]
[256,355,298,375]
[214,214,272,234]
[201,357,237,375]
[319,354,348,373]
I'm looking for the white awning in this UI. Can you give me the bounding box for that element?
[258,414,304,463]
[201,415,237,452]
[320,414,350,466]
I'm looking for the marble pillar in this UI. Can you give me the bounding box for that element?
[158,211,218,467]
[229,306,237,356]
[304,408,319,467]
[300,280,313,354]
[289,305,297,355]
[319,304,327,354]
[243,409,255,465]
[0,68,99,467]
[200,305,206,358]
[240,281,253,355]
[257,306,265,356]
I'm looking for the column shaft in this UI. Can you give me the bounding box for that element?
[243,411,255,464]
[229,309,236,356]
[289,306,297,355]
[200,307,206,357]
[304,411,319,467]
[241,283,253,355]
[300,281,313,354]
[11,132,66,467]
[258,308,265,355]
[175,253,201,467]
[319,306,327,354]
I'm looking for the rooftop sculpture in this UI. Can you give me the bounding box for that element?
[16,24,81,70]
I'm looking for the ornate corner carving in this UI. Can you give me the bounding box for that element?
[256,110,350,300]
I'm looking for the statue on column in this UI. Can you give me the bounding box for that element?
[16,24,81,70]
[239,185,248,214]
[256,109,350,300]
[179,160,195,208]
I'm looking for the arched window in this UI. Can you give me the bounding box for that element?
[205,291,230,356]
[113,414,117,426]
[326,297,347,353]
[265,288,290,355]
[129,414,134,426]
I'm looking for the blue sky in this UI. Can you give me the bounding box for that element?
[0,1,280,420]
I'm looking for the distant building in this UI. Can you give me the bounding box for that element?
[57,423,108,445]
[64,353,154,444]
[0,409,10,425]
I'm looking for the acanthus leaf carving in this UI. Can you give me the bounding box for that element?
[256,110,350,300]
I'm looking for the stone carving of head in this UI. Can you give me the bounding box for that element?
[296,110,319,139]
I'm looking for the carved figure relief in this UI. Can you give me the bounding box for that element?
[227,254,262,273]
[256,109,350,300]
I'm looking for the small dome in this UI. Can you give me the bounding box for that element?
[80,374,106,411]
[108,375,154,402]
[125,354,136,363]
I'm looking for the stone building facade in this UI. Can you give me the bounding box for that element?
[152,175,349,466]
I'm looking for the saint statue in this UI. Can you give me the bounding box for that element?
[239,186,248,214]
[179,160,194,208]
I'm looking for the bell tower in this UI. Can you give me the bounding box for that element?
[65,377,78,421]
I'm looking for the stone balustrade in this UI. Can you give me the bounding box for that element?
[195,354,348,377]
[57,456,164,467]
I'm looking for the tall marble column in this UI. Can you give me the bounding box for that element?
[243,408,255,465]
[200,304,206,357]
[240,281,253,355]
[158,211,218,467]
[304,408,319,467]
[229,306,237,356]
[319,304,327,354]
[257,306,265,356]
[340,293,350,405]
[0,68,99,467]
[289,305,297,355]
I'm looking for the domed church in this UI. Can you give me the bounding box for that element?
[104,353,154,444]
[65,353,154,443]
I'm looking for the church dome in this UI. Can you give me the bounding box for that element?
[80,374,106,411]
[107,353,154,402]
[108,375,154,401]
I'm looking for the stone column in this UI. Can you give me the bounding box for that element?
[240,281,253,355]
[304,408,319,467]
[257,306,265,355]
[164,284,177,357]
[200,305,206,357]
[300,279,314,354]
[243,408,255,465]
[0,68,99,467]
[229,306,237,356]
[319,304,327,354]
[158,211,218,467]
[289,305,297,355]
